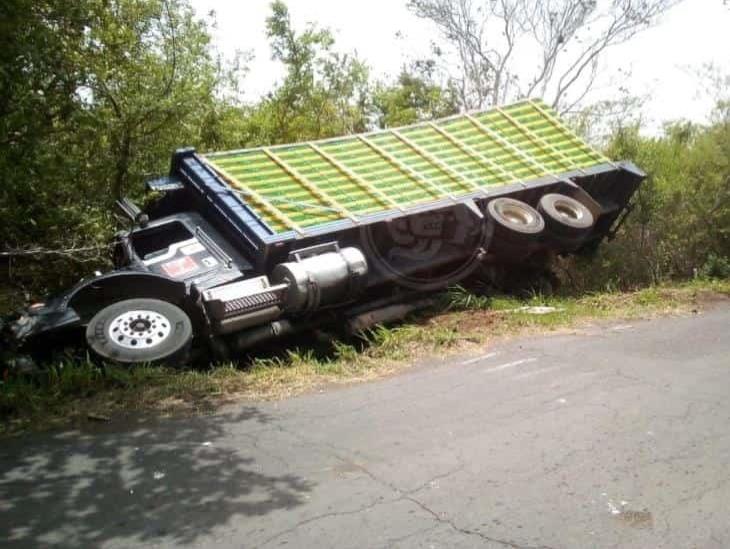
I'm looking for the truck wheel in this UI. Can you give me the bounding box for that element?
[86,298,193,365]
[538,193,594,238]
[487,198,545,238]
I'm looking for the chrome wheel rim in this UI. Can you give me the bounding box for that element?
[108,310,172,350]
[499,204,534,226]
[554,200,583,221]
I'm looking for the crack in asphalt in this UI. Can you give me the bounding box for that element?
[257,495,402,547]
[257,479,556,549]
[402,494,557,549]
[262,423,556,548]
[226,308,730,547]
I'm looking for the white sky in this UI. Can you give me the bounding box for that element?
[193,0,730,129]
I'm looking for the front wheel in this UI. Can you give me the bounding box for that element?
[86,298,193,365]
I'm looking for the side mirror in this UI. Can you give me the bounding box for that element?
[115,197,148,227]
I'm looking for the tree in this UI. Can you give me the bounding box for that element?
[81,0,218,199]
[0,1,87,160]
[0,0,223,294]
[245,0,371,145]
[566,98,730,289]
[0,0,95,248]
[372,61,459,128]
[408,0,681,111]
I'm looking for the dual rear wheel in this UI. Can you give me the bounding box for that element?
[487,193,594,240]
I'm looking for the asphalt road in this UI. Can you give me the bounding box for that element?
[2,303,729,549]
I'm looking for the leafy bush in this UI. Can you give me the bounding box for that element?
[561,103,730,291]
[699,254,730,280]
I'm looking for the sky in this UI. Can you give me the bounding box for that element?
[192,0,730,130]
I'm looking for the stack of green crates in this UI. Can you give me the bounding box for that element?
[204,99,608,235]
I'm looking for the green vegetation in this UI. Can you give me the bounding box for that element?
[1,0,221,294]
[3,280,728,436]
[560,103,730,291]
[372,62,458,128]
[1,0,727,298]
[1,1,729,434]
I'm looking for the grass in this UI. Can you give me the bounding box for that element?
[2,278,729,436]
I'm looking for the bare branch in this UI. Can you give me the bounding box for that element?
[561,56,599,114]
[159,0,178,100]
[0,244,111,262]
[408,0,683,111]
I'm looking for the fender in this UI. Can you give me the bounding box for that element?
[67,270,188,321]
[7,270,188,347]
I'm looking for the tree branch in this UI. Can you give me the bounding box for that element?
[408,0,682,111]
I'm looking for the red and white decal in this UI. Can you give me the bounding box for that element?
[161,256,198,278]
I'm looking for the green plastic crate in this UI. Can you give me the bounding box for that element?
[203,99,608,235]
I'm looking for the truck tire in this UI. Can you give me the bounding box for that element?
[538,193,594,238]
[86,298,193,365]
[487,197,545,240]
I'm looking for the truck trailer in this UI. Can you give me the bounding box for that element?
[5,99,644,365]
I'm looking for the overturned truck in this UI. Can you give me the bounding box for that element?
[7,99,644,365]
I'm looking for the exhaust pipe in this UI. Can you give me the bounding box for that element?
[345,298,435,334]
[229,297,435,351]
[231,320,295,352]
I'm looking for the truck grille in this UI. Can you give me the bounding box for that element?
[202,277,287,320]
[223,290,282,317]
